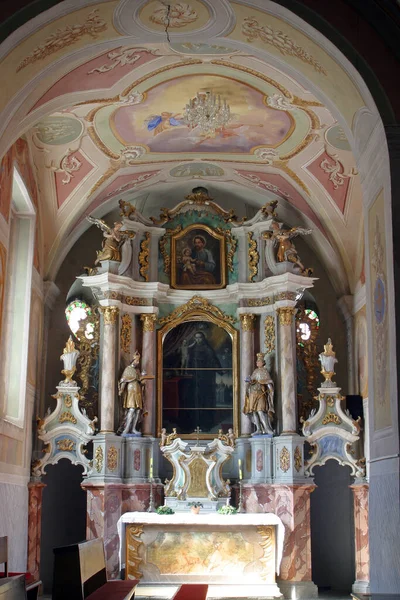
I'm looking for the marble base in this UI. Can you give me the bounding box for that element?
[164,497,227,512]
[88,433,123,482]
[273,435,306,482]
[249,436,273,483]
[352,580,371,594]
[123,436,158,482]
[277,580,318,599]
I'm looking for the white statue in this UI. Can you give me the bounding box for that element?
[60,336,79,386]
[319,338,338,387]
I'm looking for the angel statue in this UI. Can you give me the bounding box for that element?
[87,216,134,266]
[265,220,312,275]
[243,353,275,435]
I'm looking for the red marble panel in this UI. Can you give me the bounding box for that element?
[350,484,369,583]
[256,449,263,472]
[27,483,46,581]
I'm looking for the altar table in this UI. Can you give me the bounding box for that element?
[117,512,284,598]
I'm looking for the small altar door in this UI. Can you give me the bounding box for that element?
[118,512,284,598]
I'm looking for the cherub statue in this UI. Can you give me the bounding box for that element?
[243,353,275,435]
[265,220,312,275]
[87,216,134,265]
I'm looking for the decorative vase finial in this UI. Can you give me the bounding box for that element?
[319,338,338,387]
[60,336,80,386]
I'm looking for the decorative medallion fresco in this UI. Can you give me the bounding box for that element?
[139,1,210,32]
[170,163,224,177]
[35,117,83,146]
[325,125,351,151]
[171,42,237,54]
[306,149,355,214]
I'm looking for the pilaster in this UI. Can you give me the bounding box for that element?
[350,482,370,594]
[140,313,157,436]
[239,313,256,436]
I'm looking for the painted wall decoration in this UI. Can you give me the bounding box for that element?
[355,306,368,399]
[27,291,43,387]
[171,224,226,289]
[170,163,225,177]
[368,190,391,430]
[0,243,6,341]
[0,148,14,222]
[109,74,293,154]
[139,1,209,32]
[162,320,233,434]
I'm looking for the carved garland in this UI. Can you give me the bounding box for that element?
[279,446,290,472]
[264,315,275,354]
[139,232,150,282]
[94,446,104,472]
[248,232,259,282]
[159,296,236,327]
[160,225,182,274]
[121,314,132,354]
[215,227,237,273]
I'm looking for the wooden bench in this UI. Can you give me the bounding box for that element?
[172,584,209,600]
[0,537,40,600]
[52,538,138,600]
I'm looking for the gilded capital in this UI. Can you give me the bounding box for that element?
[100,305,119,325]
[140,313,157,332]
[277,307,296,326]
[240,313,256,331]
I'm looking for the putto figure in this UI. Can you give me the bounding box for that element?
[117,351,152,435]
[87,216,134,265]
[265,220,312,275]
[243,353,275,435]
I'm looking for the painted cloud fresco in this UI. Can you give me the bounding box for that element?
[110,75,293,154]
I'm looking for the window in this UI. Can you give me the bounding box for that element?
[2,168,36,425]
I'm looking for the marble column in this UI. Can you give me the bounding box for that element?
[140,313,157,436]
[350,483,370,593]
[27,482,46,581]
[240,313,256,436]
[99,305,119,433]
[277,306,297,434]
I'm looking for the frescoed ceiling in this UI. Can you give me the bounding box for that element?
[0,0,377,294]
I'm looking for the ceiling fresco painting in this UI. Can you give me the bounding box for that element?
[0,0,378,293]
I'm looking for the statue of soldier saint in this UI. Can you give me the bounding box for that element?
[243,353,275,435]
[117,351,153,435]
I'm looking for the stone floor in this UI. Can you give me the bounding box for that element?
[40,589,352,599]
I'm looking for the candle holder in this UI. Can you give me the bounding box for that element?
[237,481,245,513]
[147,478,156,513]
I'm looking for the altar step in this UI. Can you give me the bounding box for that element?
[134,583,282,599]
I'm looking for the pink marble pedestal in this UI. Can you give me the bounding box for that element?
[82,482,163,579]
[27,482,46,582]
[242,483,318,598]
[350,483,370,593]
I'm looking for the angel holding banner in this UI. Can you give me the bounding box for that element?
[87,216,134,266]
[265,220,312,275]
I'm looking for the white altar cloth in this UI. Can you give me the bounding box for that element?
[118,511,285,574]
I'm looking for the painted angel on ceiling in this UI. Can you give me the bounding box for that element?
[87,216,135,266]
[265,220,312,275]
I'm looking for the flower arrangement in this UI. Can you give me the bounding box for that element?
[156,505,175,515]
[188,501,203,508]
[217,505,237,515]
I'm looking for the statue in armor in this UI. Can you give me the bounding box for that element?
[243,353,275,435]
[117,351,148,435]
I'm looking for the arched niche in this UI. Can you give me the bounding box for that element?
[157,302,239,438]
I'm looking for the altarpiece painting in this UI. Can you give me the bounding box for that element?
[160,320,235,436]
[171,224,226,290]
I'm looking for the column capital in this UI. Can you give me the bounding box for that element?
[140,313,157,332]
[240,313,256,331]
[277,306,296,326]
[100,305,119,325]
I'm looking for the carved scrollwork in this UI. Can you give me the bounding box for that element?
[159,296,236,327]
[159,225,182,274]
[126,525,144,580]
[248,232,259,282]
[139,232,150,282]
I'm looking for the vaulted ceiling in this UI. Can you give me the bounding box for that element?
[0,0,383,294]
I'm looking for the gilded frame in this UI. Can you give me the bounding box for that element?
[170,223,227,290]
[157,309,239,439]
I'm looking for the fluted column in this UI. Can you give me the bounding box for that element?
[99,305,119,432]
[240,313,256,436]
[140,313,157,436]
[277,306,297,434]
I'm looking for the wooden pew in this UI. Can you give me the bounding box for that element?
[52,538,138,600]
[0,575,26,600]
[0,538,39,600]
[172,585,209,600]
